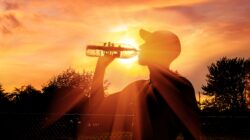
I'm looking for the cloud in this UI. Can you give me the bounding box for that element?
[2,1,19,10]
[152,0,250,38]
[153,5,204,22]
[153,0,250,21]
[0,13,22,34]
[83,0,206,8]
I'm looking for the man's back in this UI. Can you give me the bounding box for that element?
[93,72,198,139]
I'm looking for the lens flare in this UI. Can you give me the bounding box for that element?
[117,38,139,64]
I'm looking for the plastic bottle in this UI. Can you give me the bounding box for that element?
[86,42,138,58]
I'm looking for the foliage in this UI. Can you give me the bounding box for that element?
[45,68,92,88]
[41,68,95,114]
[202,57,250,113]
[244,62,250,109]
[11,85,42,112]
[0,84,12,111]
[0,68,97,113]
[42,68,93,97]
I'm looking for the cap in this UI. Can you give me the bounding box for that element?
[140,29,152,41]
[139,29,181,52]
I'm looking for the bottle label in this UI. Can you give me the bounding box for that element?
[86,42,138,58]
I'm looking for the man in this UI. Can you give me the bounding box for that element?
[83,29,201,140]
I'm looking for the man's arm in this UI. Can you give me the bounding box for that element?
[87,56,115,113]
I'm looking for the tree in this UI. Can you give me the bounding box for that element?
[42,68,94,97]
[41,68,108,115]
[0,68,103,139]
[0,84,11,112]
[244,61,250,109]
[0,84,4,93]
[202,57,250,113]
[41,68,97,126]
[11,85,42,112]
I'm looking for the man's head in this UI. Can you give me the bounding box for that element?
[138,29,181,67]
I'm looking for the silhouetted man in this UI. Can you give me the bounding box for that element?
[84,29,202,140]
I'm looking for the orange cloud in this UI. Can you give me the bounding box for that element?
[0,13,22,34]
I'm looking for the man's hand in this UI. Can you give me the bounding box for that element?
[96,56,115,69]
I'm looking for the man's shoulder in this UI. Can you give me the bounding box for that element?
[121,80,149,93]
[166,72,194,93]
[129,79,149,86]
[168,71,192,86]
[125,80,149,88]
[178,76,193,87]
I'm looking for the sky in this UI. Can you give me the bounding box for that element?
[0,0,250,99]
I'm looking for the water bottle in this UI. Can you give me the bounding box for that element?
[86,42,138,58]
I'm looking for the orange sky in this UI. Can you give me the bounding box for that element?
[1,0,250,99]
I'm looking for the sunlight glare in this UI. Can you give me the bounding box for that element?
[117,38,139,64]
[110,25,128,32]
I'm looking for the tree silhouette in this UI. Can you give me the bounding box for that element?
[42,68,93,96]
[11,85,42,112]
[0,69,99,139]
[244,62,250,109]
[202,57,250,113]
[0,68,97,114]
[41,68,100,114]
[0,84,12,112]
[40,68,98,128]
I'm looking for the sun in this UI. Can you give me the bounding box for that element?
[117,38,139,64]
